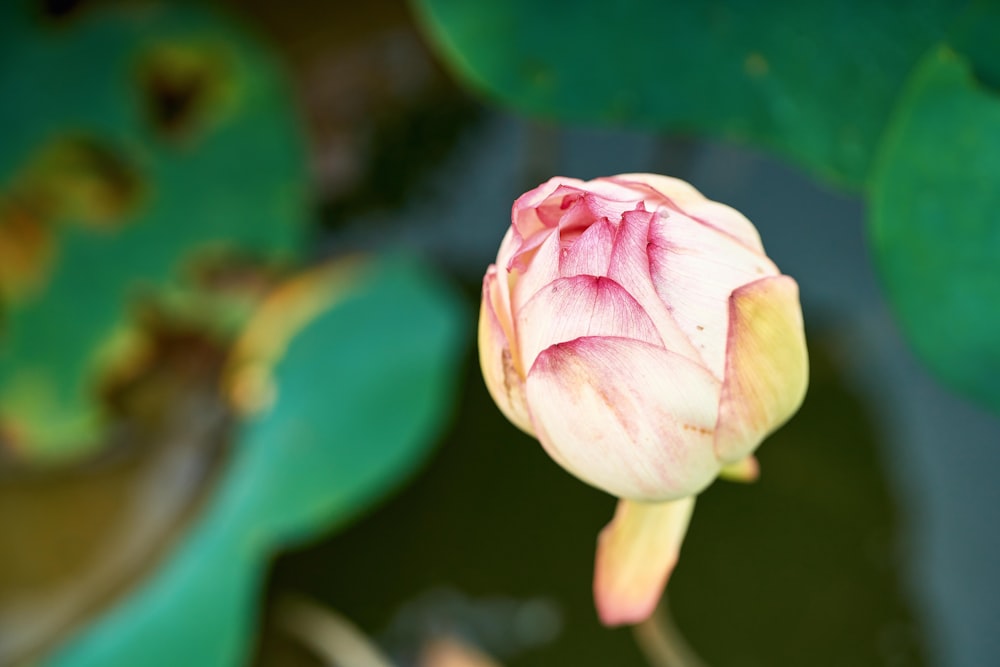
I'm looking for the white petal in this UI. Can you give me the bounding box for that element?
[715,276,809,463]
[580,176,649,204]
[516,275,662,373]
[593,497,695,626]
[648,212,779,379]
[494,226,519,275]
[509,227,562,316]
[525,337,721,501]
[677,199,766,253]
[608,173,706,208]
[610,173,765,252]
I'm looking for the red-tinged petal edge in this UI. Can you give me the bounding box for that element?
[594,496,696,626]
[525,337,721,501]
[478,269,533,435]
[715,275,809,463]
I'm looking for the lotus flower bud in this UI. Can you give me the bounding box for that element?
[479,174,808,625]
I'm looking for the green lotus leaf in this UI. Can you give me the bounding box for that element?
[0,1,309,459]
[411,0,962,188]
[871,45,1000,412]
[44,256,468,666]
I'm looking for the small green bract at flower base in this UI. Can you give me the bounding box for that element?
[479,174,808,626]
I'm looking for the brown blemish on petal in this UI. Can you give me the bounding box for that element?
[681,423,713,436]
[501,346,523,397]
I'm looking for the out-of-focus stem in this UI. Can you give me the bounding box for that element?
[277,595,394,667]
[632,602,708,667]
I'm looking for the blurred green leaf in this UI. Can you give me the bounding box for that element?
[411,0,962,188]
[870,46,1000,412]
[947,0,1000,90]
[43,256,468,666]
[0,1,309,458]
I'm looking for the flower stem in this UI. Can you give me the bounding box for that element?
[632,601,708,667]
[277,595,395,667]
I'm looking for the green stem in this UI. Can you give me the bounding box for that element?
[632,601,708,667]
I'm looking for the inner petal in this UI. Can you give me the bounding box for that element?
[560,217,614,277]
[607,209,704,365]
[515,274,663,373]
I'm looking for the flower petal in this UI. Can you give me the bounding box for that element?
[609,173,705,208]
[680,200,766,254]
[607,208,703,364]
[524,337,721,501]
[512,177,584,237]
[478,268,533,434]
[610,173,765,252]
[516,275,662,373]
[494,225,519,276]
[559,217,614,277]
[492,228,518,344]
[648,212,779,379]
[715,275,809,463]
[514,179,638,250]
[509,226,562,316]
[593,497,695,626]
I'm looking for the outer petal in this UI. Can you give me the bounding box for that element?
[608,173,705,208]
[493,228,518,351]
[610,173,765,252]
[494,225,519,276]
[648,212,779,379]
[593,497,695,626]
[525,337,721,501]
[516,275,662,373]
[715,275,809,463]
[574,177,649,206]
[478,268,533,434]
[679,199,766,254]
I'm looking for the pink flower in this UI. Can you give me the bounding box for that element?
[479,174,808,625]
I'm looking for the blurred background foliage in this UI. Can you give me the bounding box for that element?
[0,1,998,666]
[0,0,310,459]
